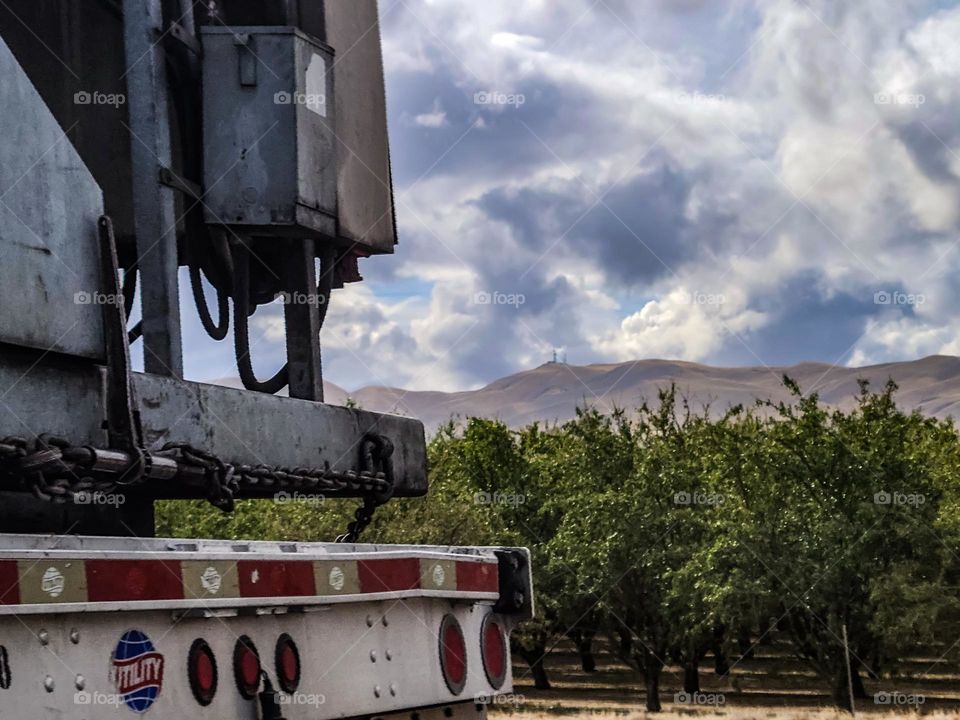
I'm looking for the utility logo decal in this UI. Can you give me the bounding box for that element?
[199,566,222,595]
[112,630,164,713]
[40,567,65,598]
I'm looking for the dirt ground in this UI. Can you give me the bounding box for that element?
[491,642,960,719]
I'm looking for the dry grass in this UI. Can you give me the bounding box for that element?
[493,712,960,720]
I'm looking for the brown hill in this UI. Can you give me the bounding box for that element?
[212,355,960,432]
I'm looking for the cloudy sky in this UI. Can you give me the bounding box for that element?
[182,0,960,392]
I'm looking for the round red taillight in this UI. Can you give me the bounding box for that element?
[188,639,218,706]
[275,634,301,693]
[439,614,467,695]
[233,636,261,699]
[481,616,507,689]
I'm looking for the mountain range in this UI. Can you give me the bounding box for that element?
[212,355,960,432]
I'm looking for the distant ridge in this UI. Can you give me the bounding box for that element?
[211,355,960,432]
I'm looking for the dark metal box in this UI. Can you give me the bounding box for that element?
[201,26,337,240]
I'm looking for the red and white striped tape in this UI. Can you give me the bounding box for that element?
[0,556,499,606]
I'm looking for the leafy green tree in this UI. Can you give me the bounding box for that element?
[708,379,960,709]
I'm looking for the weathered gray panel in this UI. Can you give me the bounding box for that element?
[0,350,108,446]
[0,35,106,361]
[325,0,398,254]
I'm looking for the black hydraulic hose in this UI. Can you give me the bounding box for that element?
[233,244,289,394]
[188,238,230,340]
[316,250,335,330]
[128,321,143,345]
[122,267,137,320]
[122,268,142,344]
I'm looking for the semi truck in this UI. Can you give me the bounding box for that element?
[0,1,533,717]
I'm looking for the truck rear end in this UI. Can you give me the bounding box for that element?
[0,1,534,717]
[0,535,531,718]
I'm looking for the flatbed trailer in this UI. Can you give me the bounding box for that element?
[0,534,532,718]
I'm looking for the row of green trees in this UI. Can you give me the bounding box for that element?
[157,379,960,711]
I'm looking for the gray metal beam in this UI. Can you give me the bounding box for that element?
[283,240,325,401]
[123,0,183,377]
[0,348,427,499]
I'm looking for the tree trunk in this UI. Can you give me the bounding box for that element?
[644,664,662,712]
[574,630,597,673]
[831,668,854,712]
[737,626,755,658]
[712,625,730,677]
[515,644,551,690]
[529,653,551,690]
[683,659,701,694]
[851,661,868,699]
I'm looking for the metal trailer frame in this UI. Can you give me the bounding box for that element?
[0,534,532,719]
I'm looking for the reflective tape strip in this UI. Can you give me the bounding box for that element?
[420,558,457,591]
[455,561,499,593]
[18,560,88,604]
[0,561,19,605]
[238,560,315,598]
[181,561,241,600]
[358,558,421,593]
[86,560,183,602]
[314,560,360,595]
[0,556,500,606]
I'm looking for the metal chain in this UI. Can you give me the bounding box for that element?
[162,443,238,512]
[337,435,396,543]
[0,434,396,519]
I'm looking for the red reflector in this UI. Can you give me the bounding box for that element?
[197,653,215,689]
[439,614,467,695]
[187,639,218,706]
[275,634,301,693]
[481,616,507,689]
[233,636,261,699]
